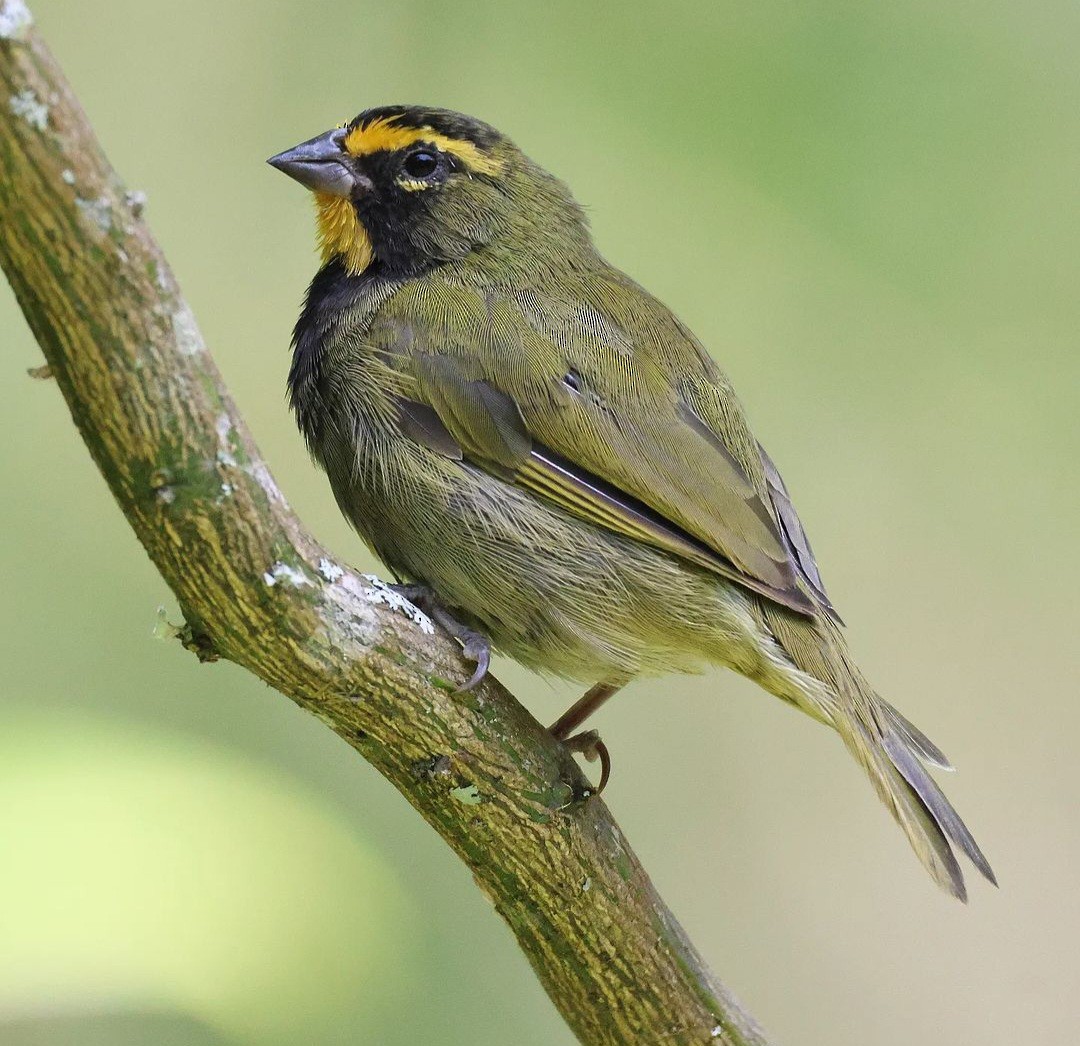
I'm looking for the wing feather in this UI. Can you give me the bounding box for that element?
[385,276,832,617]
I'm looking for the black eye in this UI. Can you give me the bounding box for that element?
[403,150,439,179]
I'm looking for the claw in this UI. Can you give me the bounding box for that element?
[559,729,612,795]
[390,584,493,692]
[456,630,491,692]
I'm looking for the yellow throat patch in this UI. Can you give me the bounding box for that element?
[314,193,372,276]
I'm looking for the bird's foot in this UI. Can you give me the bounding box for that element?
[547,681,623,797]
[454,629,491,692]
[556,728,612,796]
[391,583,491,692]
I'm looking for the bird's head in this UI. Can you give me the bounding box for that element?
[269,105,590,279]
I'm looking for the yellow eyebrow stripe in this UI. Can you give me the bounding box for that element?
[343,119,502,175]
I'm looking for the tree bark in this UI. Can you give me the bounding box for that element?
[0,7,772,1044]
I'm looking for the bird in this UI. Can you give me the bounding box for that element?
[268,105,995,900]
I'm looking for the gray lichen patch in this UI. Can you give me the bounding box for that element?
[151,259,170,292]
[213,414,288,508]
[215,413,239,468]
[0,1,33,40]
[75,196,112,234]
[320,583,380,649]
[247,460,285,505]
[263,561,313,588]
[9,87,48,130]
[354,573,435,634]
[316,569,437,657]
[124,189,148,217]
[171,304,204,356]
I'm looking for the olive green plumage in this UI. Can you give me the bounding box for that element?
[271,105,995,899]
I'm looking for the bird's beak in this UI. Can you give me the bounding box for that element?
[267,129,372,197]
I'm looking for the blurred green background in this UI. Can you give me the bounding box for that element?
[2,1,1077,1043]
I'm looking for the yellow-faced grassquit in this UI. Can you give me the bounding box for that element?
[269,105,995,900]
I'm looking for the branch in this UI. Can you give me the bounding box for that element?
[0,9,771,1044]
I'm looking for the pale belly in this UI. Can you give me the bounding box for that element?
[323,419,793,688]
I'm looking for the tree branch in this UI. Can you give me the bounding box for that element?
[0,8,771,1044]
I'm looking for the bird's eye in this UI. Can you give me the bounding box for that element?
[403,150,440,179]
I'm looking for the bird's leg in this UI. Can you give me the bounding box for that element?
[549,681,622,739]
[549,681,623,794]
[391,583,491,692]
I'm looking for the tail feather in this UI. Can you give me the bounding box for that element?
[879,700,954,772]
[759,610,994,898]
[836,718,969,899]
[882,730,998,888]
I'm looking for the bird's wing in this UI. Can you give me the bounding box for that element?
[381,274,835,617]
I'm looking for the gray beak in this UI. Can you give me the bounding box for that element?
[267,129,371,197]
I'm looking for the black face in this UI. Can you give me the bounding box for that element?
[339,109,507,276]
[270,106,511,277]
[354,140,463,194]
[345,143,464,274]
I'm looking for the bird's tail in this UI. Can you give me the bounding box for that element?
[772,617,997,900]
[834,699,997,900]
